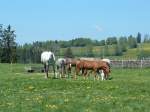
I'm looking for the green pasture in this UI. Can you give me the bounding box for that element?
[0,63,150,112]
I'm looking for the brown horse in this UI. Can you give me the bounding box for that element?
[75,60,110,80]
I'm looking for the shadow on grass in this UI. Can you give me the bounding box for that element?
[108,77,113,80]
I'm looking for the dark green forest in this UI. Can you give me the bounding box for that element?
[0,24,150,63]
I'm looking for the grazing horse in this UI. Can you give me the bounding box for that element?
[56,58,67,78]
[75,60,110,80]
[64,58,80,74]
[41,51,56,78]
[56,58,72,78]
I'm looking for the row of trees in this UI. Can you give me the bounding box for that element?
[1,24,150,63]
[17,34,141,62]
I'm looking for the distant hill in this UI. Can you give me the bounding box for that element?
[59,43,150,60]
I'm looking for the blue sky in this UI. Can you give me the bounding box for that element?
[0,0,150,44]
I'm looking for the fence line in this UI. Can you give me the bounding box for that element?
[79,57,150,68]
[111,60,150,68]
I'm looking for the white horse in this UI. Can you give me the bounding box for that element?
[41,51,56,78]
[56,58,72,78]
[56,58,66,78]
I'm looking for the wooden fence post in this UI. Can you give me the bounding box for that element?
[122,60,124,68]
[140,59,143,68]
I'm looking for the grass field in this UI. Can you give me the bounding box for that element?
[0,64,150,112]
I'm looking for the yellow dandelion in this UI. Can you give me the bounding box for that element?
[46,104,58,109]
[28,86,34,89]
[6,102,13,106]
[25,98,30,101]
[64,98,69,102]
[85,108,92,112]
[87,86,90,89]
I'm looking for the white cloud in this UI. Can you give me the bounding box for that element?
[94,25,103,32]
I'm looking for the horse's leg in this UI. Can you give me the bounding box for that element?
[44,64,47,78]
[68,65,71,78]
[66,64,70,79]
[58,67,61,79]
[103,68,108,80]
[45,65,49,78]
[56,65,60,79]
[96,69,100,80]
[63,65,66,78]
[105,73,108,80]
[87,70,91,80]
[87,70,92,80]
[66,65,68,78]
[44,64,46,73]
[101,70,105,81]
[61,65,65,78]
[93,69,97,80]
[52,64,56,78]
[83,69,87,80]
[75,67,80,79]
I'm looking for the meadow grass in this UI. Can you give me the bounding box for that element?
[0,63,150,112]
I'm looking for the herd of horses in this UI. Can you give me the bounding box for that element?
[41,51,111,80]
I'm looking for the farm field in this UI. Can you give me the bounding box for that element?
[0,64,150,112]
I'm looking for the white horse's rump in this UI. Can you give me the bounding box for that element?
[41,51,55,64]
[41,51,56,78]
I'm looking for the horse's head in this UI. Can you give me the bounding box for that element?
[99,61,110,75]
[102,59,111,69]
[51,53,55,61]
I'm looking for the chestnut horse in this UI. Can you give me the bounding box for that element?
[75,60,110,80]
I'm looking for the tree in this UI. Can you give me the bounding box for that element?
[103,45,110,56]
[64,47,74,58]
[143,34,150,43]
[50,41,60,56]
[114,44,123,56]
[106,37,117,45]
[137,32,141,43]
[0,25,17,63]
[118,37,127,52]
[128,35,137,48]
[0,24,3,62]
[85,44,94,57]
[99,40,105,46]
